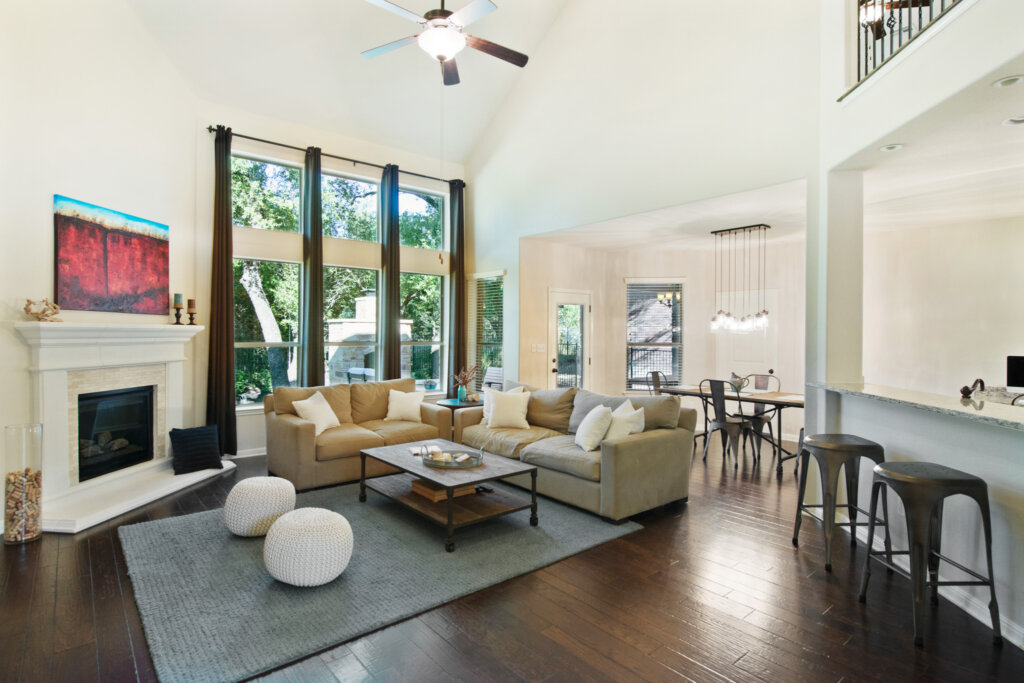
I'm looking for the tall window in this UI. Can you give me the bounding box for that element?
[626,281,684,391]
[233,259,301,404]
[323,266,379,385]
[471,275,503,391]
[231,156,302,405]
[230,149,450,404]
[400,273,444,390]
[399,188,444,249]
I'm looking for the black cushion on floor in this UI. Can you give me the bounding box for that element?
[169,425,224,475]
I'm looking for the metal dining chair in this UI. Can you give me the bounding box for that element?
[700,379,758,467]
[743,372,781,458]
[647,370,667,395]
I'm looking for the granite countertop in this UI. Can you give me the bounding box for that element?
[807,382,1024,433]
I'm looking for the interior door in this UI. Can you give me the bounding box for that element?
[548,290,591,390]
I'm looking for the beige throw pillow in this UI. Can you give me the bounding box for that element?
[487,390,531,429]
[604,399,645,441]
[384,390,424,422]
[574,405,613,452]
[483,385,525,425]
[292,391,341,436]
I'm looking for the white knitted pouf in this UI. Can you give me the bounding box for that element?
[223,477,296,537]
[264,508,354,587]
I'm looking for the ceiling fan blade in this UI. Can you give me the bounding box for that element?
[363,0,424,24]
[465,34,529,68]
[449,0,498,28]
[442,58,461,86]
[361,34,419,58]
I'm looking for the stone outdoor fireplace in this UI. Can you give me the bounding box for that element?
[15,322,234,533]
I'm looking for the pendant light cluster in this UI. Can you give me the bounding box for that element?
[710,224,770,334]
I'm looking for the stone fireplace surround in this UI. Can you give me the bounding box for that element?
[15,322,235,533]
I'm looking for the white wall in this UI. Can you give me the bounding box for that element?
[863,218,1024,394]
[0,0,461,455]
[466,0,820,381]
[518,238,806,438]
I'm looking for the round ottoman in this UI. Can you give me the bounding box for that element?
[264,508,354,587]
[223,477,296,537]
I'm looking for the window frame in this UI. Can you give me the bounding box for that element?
[625,278,685,392]
[468,271,505,392]
[399,270,448,393]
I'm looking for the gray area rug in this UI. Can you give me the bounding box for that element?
[118,481,640,682]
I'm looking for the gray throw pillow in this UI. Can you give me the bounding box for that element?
[526,387,578,432]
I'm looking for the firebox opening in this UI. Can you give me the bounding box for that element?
[78,385,155,482]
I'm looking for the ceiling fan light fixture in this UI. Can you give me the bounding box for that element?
[417,21,466,61]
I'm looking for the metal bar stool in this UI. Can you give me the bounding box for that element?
[792,432,891,572]
[858,461,1002,648]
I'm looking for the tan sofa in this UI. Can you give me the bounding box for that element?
[264,378,452,490]
[453,386,697,521]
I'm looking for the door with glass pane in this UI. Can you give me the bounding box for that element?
[548,290,591,390]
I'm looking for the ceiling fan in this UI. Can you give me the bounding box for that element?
[360,0,529,86]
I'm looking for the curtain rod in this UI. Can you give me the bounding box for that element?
[206,126,452,184]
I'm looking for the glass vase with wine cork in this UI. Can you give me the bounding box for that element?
[4,424,43,544]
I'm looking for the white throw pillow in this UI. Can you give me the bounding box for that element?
[487,390,531,429]
[574,405,613,452]
[483,385,525,425]
[292,391,341,437]
[385,390,425,422]
[604,399,645,441]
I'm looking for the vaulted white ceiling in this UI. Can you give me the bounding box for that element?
[131,0,567,161]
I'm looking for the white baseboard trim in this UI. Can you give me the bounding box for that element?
[802,511,1022,650]
[229,448,266,459]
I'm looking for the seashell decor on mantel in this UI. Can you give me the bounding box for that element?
[24,298,63,322]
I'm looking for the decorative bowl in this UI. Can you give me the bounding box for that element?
[421,451,483,469]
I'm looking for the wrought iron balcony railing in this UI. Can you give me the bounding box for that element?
[857,0,962,83]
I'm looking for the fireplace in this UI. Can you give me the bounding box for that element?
[77,385,154,482]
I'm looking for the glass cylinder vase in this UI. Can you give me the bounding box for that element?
[4,424,43,544]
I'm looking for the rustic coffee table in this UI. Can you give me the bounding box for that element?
[359,439,538,552]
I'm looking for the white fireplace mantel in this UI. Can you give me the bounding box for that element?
[15,321,235,533]
[16,321,205,371]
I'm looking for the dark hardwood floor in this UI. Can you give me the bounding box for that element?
[3,439,1022,682]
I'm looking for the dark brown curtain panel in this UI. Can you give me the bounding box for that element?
[447,179,467,397]
[380,164,401,379]
[300,146,324,386]
[205,125,237,455]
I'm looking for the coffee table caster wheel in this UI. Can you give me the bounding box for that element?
[530,516,538,527]
[445,541,455,553]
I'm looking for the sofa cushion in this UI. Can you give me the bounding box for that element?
[315,424,385,462]
[461,424,562,459]
[360,419,438,446]
[526,387,578,432]
[274,384,353,423]
[569,390,680,433]
[350,378,415,423]
[521,436,601,482]
[629,395,682,430]
[292,391,341,436]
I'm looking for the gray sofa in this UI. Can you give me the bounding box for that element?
[453,385,696,521]
[264,378,452,490]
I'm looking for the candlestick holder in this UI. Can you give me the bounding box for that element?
[188,312,196,325]
[173,307,183,325]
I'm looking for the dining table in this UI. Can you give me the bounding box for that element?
[658,384,805,474]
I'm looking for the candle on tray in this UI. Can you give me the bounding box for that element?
[173,293,183,309]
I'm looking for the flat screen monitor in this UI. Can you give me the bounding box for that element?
[1008,356,1024,393]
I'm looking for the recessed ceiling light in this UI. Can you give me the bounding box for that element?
[879,144,904,152]
[992,75,1024,88]
[1004,116,1024,126]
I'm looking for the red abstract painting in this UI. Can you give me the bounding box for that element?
[54,195,169,314]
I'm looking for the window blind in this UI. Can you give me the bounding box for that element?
[626,282,683,390]
[471,276,503,391]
